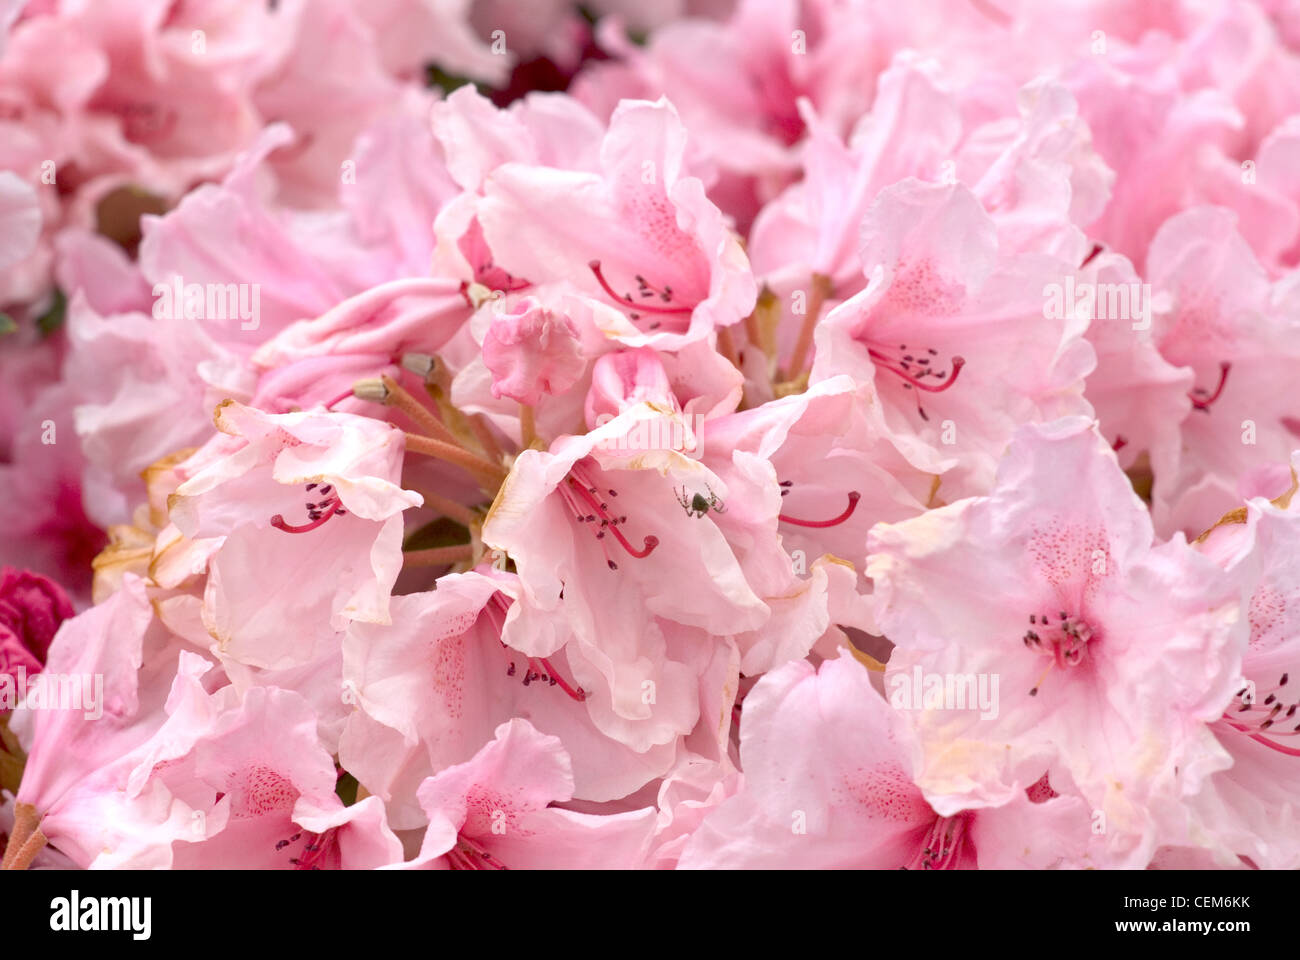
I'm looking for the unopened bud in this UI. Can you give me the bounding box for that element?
[352,377,389,403]
[401,353,436,381]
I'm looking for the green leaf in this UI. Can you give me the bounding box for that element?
[1125,454,1153,505]
[578,6,647,44]
[0,716,26,797]
[0,752,23,797]
[403,515,470,552]
[425,64,479,96]
[0,313,16,337]
[36,288,66,337]
[335,771,359,807]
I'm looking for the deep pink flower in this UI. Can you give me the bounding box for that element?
[0,566,74,687]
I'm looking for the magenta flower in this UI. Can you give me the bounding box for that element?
[0,566,73,689]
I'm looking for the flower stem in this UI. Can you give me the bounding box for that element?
[381,375,459,446]
[0,802,40,870]
[406,485,479,528]
[785,273,833,382]
[405,433,508,486]
[519,404,537,450]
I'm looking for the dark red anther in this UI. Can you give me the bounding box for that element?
[271,497,342,534]
[291,829,337,870]
[588,260,692,316]
[868,349,966,393]
[565,477,659,558]
[529,655,586,701]
[486,593,587,702]
[1217,669,1300,757]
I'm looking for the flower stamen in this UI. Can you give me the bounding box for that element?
[778,491,861,528]
[271,485,346,534]
[588,260,693,316]
[1189,362,1231,412]
[557,463,659,568]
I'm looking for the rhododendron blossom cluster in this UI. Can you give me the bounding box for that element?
[2,0,1300,872]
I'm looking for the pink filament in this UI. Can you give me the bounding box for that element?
[779,491,861,528]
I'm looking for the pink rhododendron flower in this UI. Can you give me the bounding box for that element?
[7,0,1300,881]
[1189,478,1300,867]
[167,401,422,670]
[338,571,678,828]
[1144,207,1300,537]
[867,418,1245,864]
[481,405,778,752]
[399,718,656,869]
[476,97,756,349]
[681,653,1107,869]
[813,179,1096,498]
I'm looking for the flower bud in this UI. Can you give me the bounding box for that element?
[482,297,584,406]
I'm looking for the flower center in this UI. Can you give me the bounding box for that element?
[459,221,530,300]
[903,812,974,870]
[483,593,587,702]
[270,483,348,534]
[1023,609,1096,695]
[274,828,339,869]
[99,99,179,143]
[865,342,965,422]
[446,832,508,870]
[588,260,692,332]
